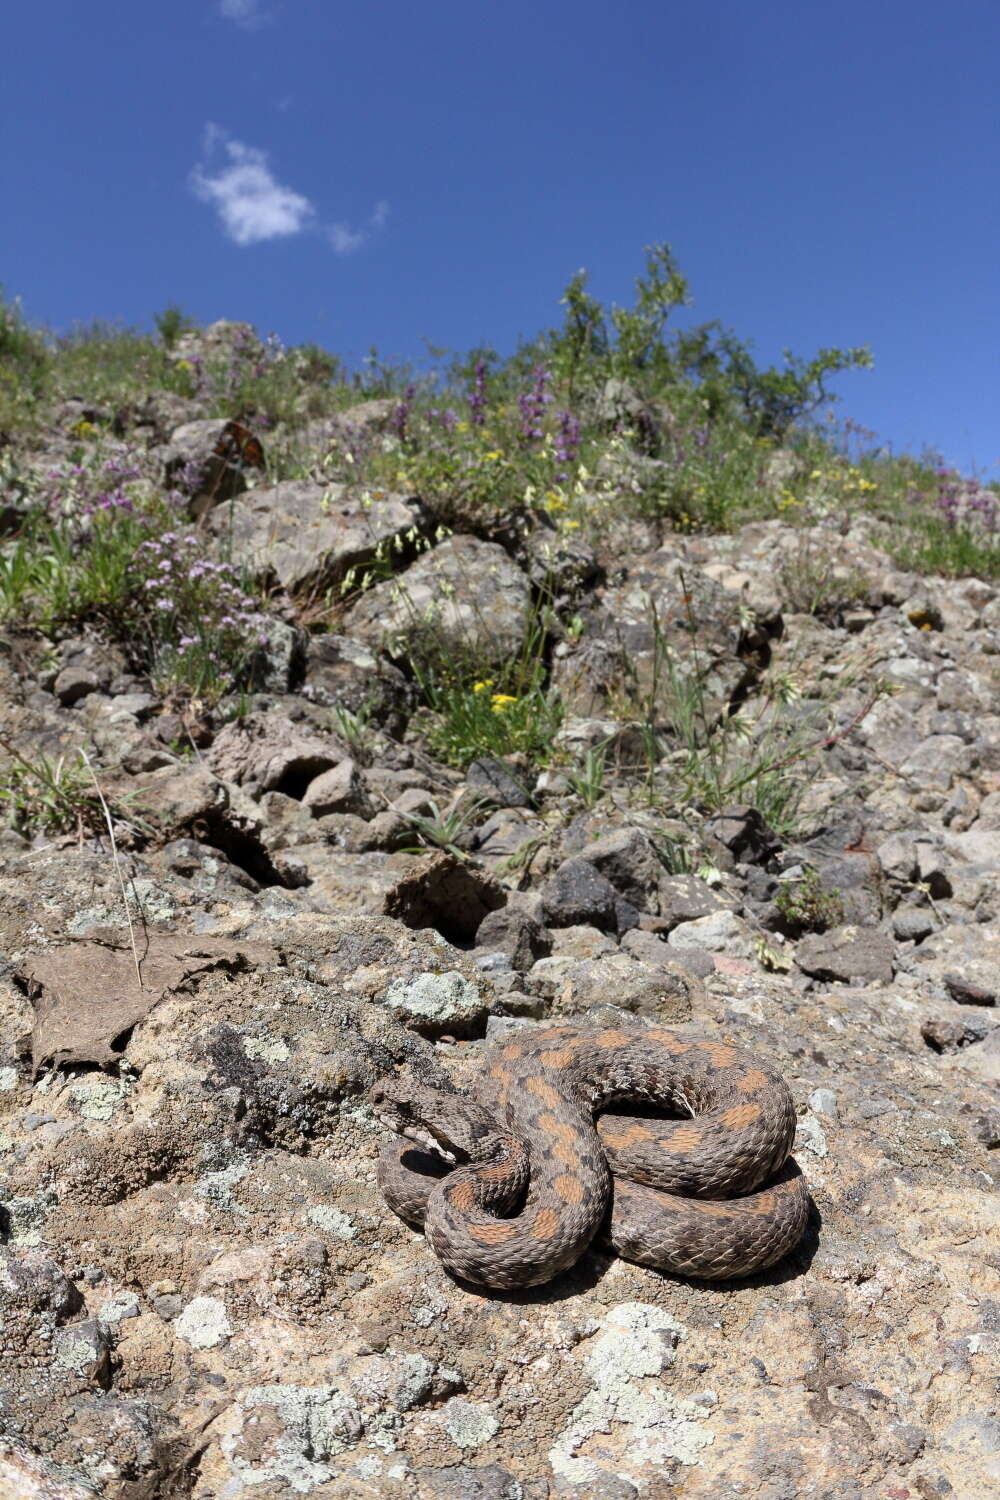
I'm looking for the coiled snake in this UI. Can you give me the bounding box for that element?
[371,1023,809,1289]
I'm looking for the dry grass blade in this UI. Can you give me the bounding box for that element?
[80,748,143,991]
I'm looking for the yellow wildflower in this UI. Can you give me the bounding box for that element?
[73,419,96,437]
[455,420,470,433]
[490,693,517,712]
[473,680,494,694]
[484,450,501,461]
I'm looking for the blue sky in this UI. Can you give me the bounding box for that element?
[3,0,997,474]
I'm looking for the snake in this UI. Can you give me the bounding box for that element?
[370,1022,810,1289]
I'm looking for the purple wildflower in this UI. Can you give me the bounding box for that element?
[469,359,488,427]
[392,384,416,441]
[518,365,552,445]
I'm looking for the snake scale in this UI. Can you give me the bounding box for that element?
[371,1023,810,1289]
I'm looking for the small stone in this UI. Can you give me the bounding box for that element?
[921,1017,968,1053]
[657,873,732,929]
[668,910,752,958]
[973,1107,1000,1147]
[99,1292,140,1324]
[383,971,488,1038]
[808,1088,838,1116]
[542,859,620,933]
[302,759,374,819]
[466,756,534,810]
[943,972,996,1006]
[441,1397,500,1450]
[475,906,552,970]
[53,666,100,706]
[795,924,895,984]
[893,907,935,942]
[175,1295,233,1349]
[578,828,662,912]
[876,832,918,883]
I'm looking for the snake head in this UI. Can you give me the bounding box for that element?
[369,1077,459,1163]
[369,1074,506,1165]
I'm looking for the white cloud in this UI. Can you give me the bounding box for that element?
[328,200,391,256]
[191,126,314,246]
[328,224,367,255]
[219,0,272,27]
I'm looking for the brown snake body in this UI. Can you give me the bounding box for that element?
[371,1023,810,1289]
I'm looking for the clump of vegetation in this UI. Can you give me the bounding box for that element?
[0,441,267,703]
[891,467,1000,579]
[774,867,845,935]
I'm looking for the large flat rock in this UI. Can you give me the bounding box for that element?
[215,479,420,594]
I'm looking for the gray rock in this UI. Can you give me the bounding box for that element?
[915,840,953,898]
[466,756,534,810]
[549,925,618,960]
[876,832,918,883]
[542,859,623,934]
[303,632,411,738]
[668,909,753,958]
[207,712,345,798]
[899,734,973,791]
[415,1462,523,1500]
[54,1319,112,1386]
[577,827,662,912]
[346,535,532,667]
[383,970,489,1038]
[795,924,895,984]
[911,921,1000,1003]
[246,616,308,694]
[546,953,693,1021]
[943,973,996,1007]
[53,666,101,706]
[214,479,420,595]
[475,906,552,971]
[302,759,374,819]
[704,804,780,863]
[657,873,733,929]
[893,906,935,942]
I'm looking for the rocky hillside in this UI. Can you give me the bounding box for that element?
[0,299,998,1498]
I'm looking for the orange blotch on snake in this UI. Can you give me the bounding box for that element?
[719,1103,762,1129]
[596,1029,632,1048]
[667,1124,704,1154]
[600,1122,654,1149]
[479,1159,515,1183]
[742,1190,776,1215]
[537,1111,579,1145]
[531,1207,561,1239]
[553,1172,584,1204]
[524,1077,562,1106]
[644,1028,690,1054]
[698,1042,738,1067]
[735,1068,770,1093]
[552,1141,577,1167]
[447,1181,476,1212]
[469,1220,517,1245]
[538,1048,575,1069]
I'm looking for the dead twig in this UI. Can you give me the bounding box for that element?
[80,749,143,991]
